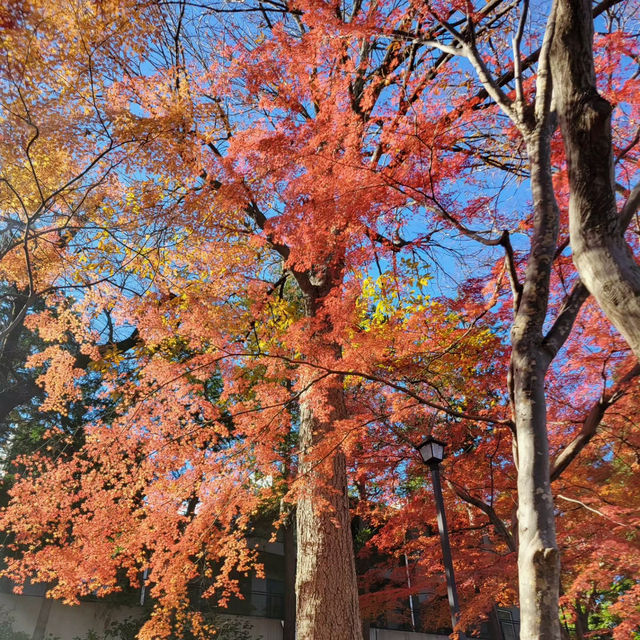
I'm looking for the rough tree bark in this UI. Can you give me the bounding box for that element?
[293,282,362,640]
[296,378,362,640]
[246,196,362,638]
[551,0,640,359]
[283,510,297,640]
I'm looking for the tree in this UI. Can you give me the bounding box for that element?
[331,2,639,638]
[551,0,640,360]
[1,2,640,640]
[0,0,157,423]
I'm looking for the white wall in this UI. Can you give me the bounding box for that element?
[0,592,449,640]
[0,592,144,639]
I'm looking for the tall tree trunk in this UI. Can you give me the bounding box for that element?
[31,597,53,640]
[510,129,562,640]
[293,281,362,640]
[296,377,362,640]
[551,0,640,359]
[353,508,373,639]
[511,348,560,640]
[573,599,588,640]
[283,509,296,640]
[361,618,371,640]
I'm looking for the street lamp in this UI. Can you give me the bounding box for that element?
[417,436,466,640]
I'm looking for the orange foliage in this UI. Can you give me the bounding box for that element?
[0,2,639,639]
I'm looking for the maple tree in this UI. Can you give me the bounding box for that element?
[1,2,640,640]
[0,0,158,425]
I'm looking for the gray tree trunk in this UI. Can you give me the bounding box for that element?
[551,0,640,359]
[31,597,52,640]
[510,129,562,640]
[427,10,568,635]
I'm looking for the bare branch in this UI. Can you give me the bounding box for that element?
[615,125,640,165]
[472,0,622,109]
[542,281,590,362]
[499,230,523,312]
[217,350,514,427]
[447,479,517,552]
[556,494,630,528]
[512,0,529,117]
[620,181,640,230]
[550,362,640,481]
[533,0,558,126]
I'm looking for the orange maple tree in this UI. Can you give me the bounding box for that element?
[1,2,640,640]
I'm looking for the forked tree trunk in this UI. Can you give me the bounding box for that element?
[296,377,362,640]
[510,130,562,640]
[551,0,640,359]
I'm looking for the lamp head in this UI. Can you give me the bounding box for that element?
[417,436,446,466]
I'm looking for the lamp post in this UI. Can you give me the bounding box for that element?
[417,436,466,640]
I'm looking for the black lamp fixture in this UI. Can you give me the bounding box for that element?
[417,435,446,466]
[416,435,466,640]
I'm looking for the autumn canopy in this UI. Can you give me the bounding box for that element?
[0,1,639,639]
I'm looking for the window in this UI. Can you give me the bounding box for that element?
[497,608,520,640]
